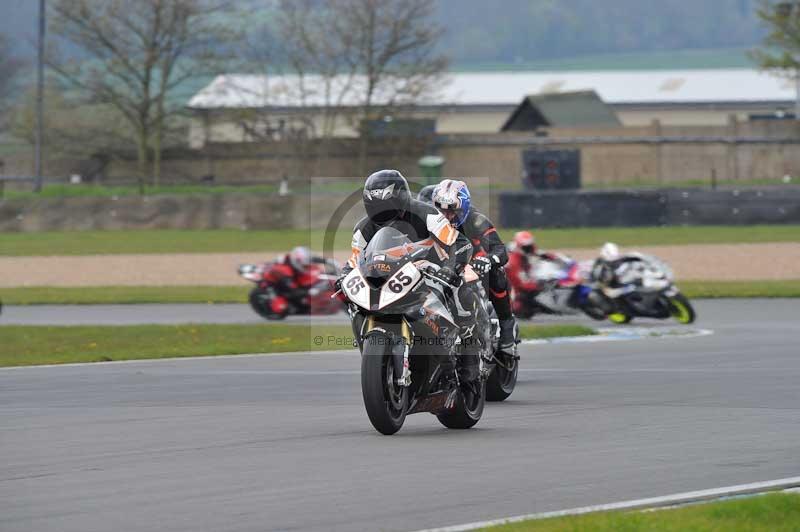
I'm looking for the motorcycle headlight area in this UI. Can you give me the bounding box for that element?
[378,262,421,309]
[343,263,421,310]
[342,269,371,309]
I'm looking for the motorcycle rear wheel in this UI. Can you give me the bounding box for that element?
[608,312,633,324]
[437,380,485,429]
[669,293,696,324]
[486,348,519,402]
[361,333,408,435]
[582,291,610,321]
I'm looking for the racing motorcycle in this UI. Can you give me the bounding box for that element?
[514,254,606,320]
[339,226,517,435]
[238,258,343,320]
[592,253,696,324]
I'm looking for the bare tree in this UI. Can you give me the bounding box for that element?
[751,0,800,119]
[0,34,23,131]
[332,0,448,173]
[255,0,446,175]
[47,0,240,191]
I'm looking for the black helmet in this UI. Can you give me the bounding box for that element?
[363,169,411,223]
[416,184,437,204]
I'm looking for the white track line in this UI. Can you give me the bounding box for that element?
[411,476,800,532]
[523,327,713,345]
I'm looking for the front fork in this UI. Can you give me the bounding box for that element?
[360,314,412,387]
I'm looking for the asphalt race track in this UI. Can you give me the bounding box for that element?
[0,298,777,327]
[1,299,799,532]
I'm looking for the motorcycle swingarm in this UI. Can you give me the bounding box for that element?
[407,388,459,415]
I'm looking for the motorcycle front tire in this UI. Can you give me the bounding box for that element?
[249,288,289,320]
[668,292,696,324]
[361,333,408,435]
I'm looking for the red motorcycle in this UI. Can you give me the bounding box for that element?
[238,258,345,320]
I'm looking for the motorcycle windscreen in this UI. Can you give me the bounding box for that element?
[359,227,413,287]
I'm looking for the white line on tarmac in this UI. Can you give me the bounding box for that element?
[411,476,800,532]
[522,327,714,345]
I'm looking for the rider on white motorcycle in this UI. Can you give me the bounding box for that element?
[591,242,648,298]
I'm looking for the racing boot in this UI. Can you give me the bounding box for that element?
[498,318,518,353]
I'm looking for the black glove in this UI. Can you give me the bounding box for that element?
[432,266,461,287]
[334,275,345,292]
[470,256,492,277]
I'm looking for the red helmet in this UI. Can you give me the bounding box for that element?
[513,231,536,254]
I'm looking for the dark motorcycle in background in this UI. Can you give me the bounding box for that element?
[340,227,517,435]
[592,253,696,324]
[238,258,344,320]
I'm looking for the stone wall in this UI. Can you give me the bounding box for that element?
[3,120,798,193]
[0,187,501,232]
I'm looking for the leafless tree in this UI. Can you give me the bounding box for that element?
[47,0,241,191]
[0,34,23,132]
[260,0,447,174]
[332,0,448,173]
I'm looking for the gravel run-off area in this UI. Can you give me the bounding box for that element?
[1,243,798,287]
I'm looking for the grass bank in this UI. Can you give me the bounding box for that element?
[680,280,800,298]
[487,492,800,531]
[2,281,799,305]
[0,323,594,367]
[1,225,798,256]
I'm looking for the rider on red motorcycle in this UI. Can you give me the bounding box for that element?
[266,247,321,291]
[506,231,558,314]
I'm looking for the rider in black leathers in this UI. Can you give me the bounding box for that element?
[339,170,487,381]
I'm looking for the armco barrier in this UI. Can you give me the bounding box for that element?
[498,187,800,227]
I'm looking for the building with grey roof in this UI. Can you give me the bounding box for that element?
[186,69,796,148]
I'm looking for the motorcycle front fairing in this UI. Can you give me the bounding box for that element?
[343,227,461,393]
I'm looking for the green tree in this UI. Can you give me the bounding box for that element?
[751,0,800,118]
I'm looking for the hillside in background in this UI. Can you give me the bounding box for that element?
[1,0,764,70]
[437,0,762,67]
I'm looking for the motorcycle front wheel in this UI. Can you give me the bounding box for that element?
[668,293,696,324]
[361,333,408,435]
[249,288,289,320]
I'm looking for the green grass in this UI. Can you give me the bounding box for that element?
[0,229,353,255]
[2,183,280,199]
[1,225,798,256]
[0,285,251,305]
[2,281,799,305]
[486,492,800,531]
[680,280,800,299]
[519,324,594,340]
[0,323,594,367]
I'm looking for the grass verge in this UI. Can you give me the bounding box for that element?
[486,492,800,531]
[0,323,595,367]
[680,280,800,298]
[1,225,798,256]
[2,281,799,305]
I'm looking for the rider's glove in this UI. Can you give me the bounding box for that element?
[470,256,493,277]
[432,266,461,287]
[334,275,345,293]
